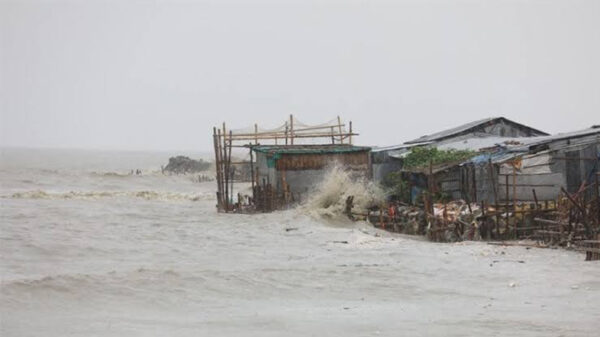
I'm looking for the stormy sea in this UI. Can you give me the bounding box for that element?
[1,147,599,337]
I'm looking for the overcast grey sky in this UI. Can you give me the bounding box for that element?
[1,0,598,151]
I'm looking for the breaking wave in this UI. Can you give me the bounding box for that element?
[1,269,186,297]
[89,170,165,177]
[301,165,385,219]
[6,190,214,202]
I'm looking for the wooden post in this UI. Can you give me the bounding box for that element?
[213,127,222,210]
[217,129,225,210]
[337,116,343,144]
[532,188,539,232]
[429,160,434,216]
[505,174,510,233]
[494,199,500,239]
[513,163,517,239]
[250,145,255,195]
[228,131,233,210]
[488,159,497,204]
[289,114,294,145]
[471,165,477,202]
[482,201,490,240]
[223,128,229,212]
[330,126,335,144]
[595,172,600,227]
[349,121,353,145]
[254,123,258,145]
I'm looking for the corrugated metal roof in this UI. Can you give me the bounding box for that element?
[436,135,532,152]
[465,127,600,165]
[404,117,548,144]
[370,141,431,153]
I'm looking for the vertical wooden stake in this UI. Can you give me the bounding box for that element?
[217,129,225,210]
[488,159,497,204]
[213,127,222,210]
[289,114,294,145]
[228,130,233,209]
[505,174,509,233]
[254,123,258,145]
[330,126,335,144]
[250,145,255,194]
[349,121,353,145]
[513,163,517,238]
[337,116,343,144]
[472,165,477,202]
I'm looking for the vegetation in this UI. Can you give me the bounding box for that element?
[382,171,411,203]
[403,147,477,170]
[383,147,477,204]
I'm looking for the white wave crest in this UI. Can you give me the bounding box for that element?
[7,189,214,202]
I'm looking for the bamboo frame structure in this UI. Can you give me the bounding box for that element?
[212,115,359,212]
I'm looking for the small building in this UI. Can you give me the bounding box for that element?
[371,117,548,183]
[459,126,600,203]
[401,126,600,204]
[212,115,364,212]
[252,144,371,202]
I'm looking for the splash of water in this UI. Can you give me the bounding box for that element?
[301,165,385,219]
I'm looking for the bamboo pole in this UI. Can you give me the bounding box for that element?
[505,174,509,233]
[250,145,255,192]
[595,172,600,227]
[228,124,347,137]
[289,114,294,145]
[227,130,233,211]
[217,129,225,210]
[488,159,498,204]
[223,131,229,212]
[225,132,358,141]
[254,123,258,145]
[349,121,353,145]
[513,163,517,238]
[330,126,335,144]
[228,130,233,209]
[471,165,477,202]
[212,127,222,209]
[337,116,343,144]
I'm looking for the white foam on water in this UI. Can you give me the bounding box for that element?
[302,165,385,219]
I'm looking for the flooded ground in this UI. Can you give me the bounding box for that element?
[1,148,599,337]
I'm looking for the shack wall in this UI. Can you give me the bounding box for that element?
[254,150,370,202]
[254,152,277,186]
[470,133,599,203]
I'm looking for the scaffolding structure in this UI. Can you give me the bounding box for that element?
[212,115,358,212]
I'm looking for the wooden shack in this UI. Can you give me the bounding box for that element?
[252,144,371,203]
[371,117,548,183]
[212,115,364,213]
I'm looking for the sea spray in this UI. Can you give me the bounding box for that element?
[302,165,385,219]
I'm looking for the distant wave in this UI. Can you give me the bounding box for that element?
[1,268,185,294]
[6,189,214,202]
[89,170,165,177]
[90,171,132,178]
